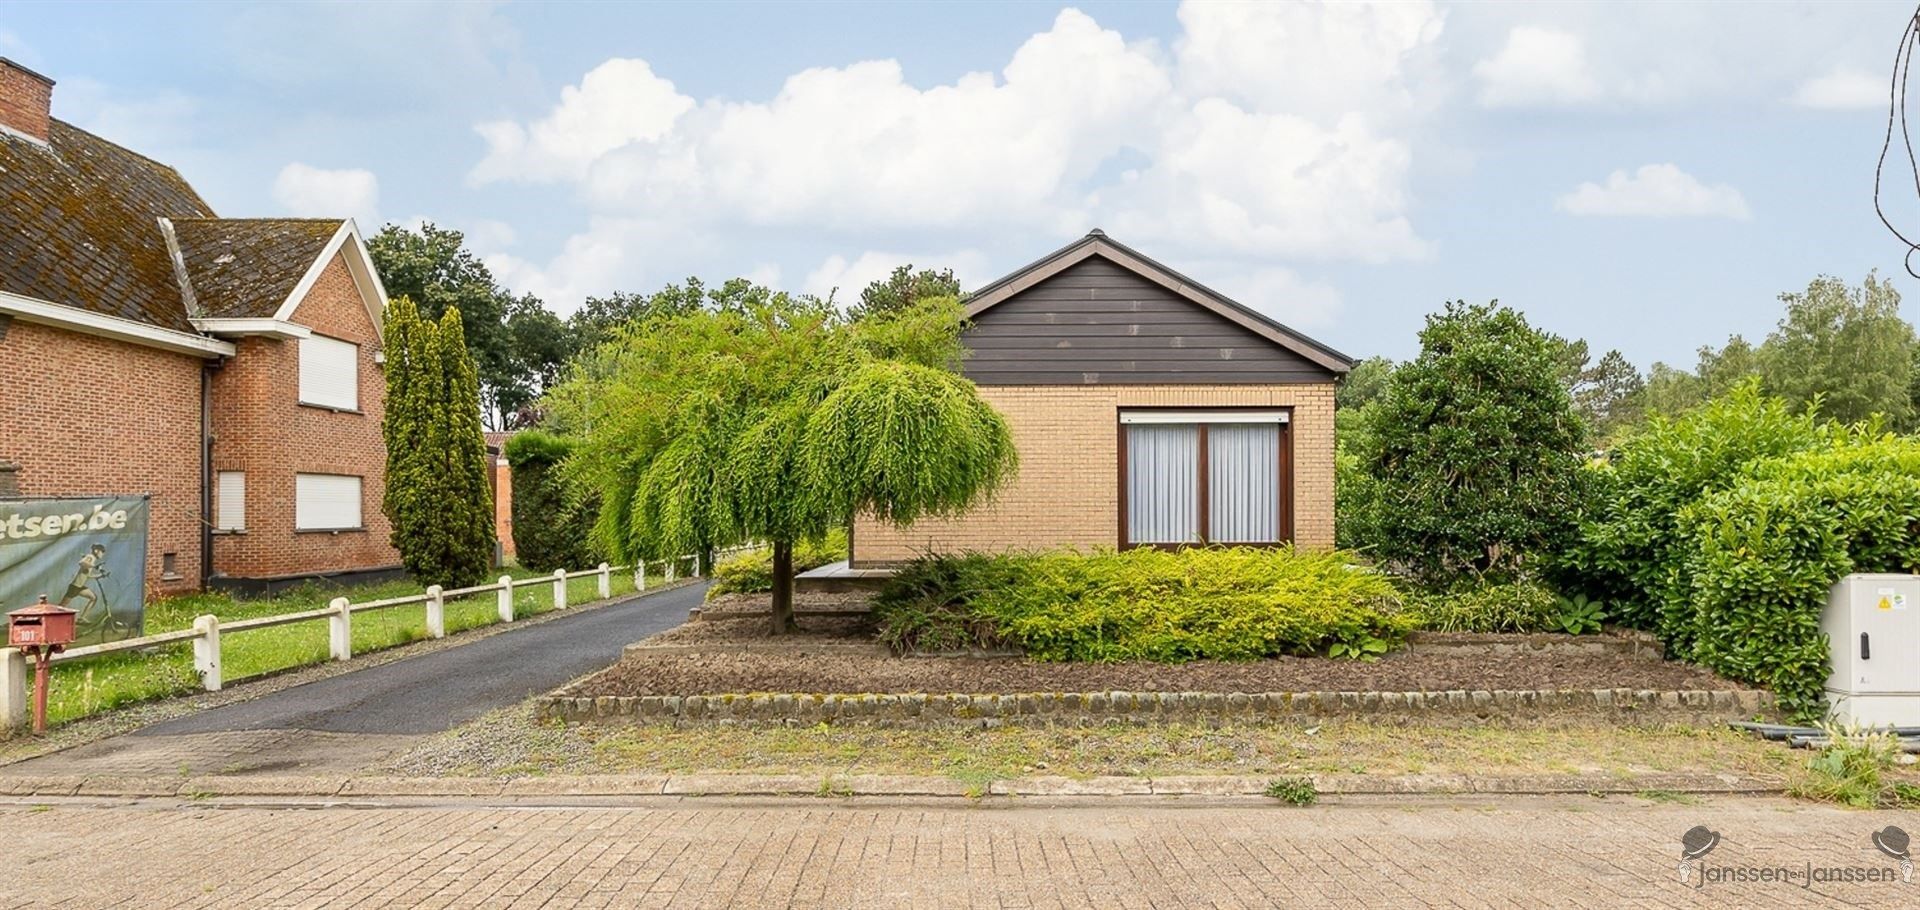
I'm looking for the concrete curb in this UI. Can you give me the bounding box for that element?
[0,770,1787,801]
[536,687,1775,728]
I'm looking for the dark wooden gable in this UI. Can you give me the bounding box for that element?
[961,254,1338,385]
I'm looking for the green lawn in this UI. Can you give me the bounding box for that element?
[34,565,649,728]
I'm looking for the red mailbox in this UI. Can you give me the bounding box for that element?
[8,596,78,649]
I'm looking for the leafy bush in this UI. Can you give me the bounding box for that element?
[1405,580,1560,633]
[872,547,1410,661]
[1679,433,1920,719]
[1345,301,1590,584]
[1559,381,1820,635]
[706,529,849,599]
[1552,594,1608,635]
[505,430,602,573]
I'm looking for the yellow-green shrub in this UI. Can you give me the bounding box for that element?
[873,547,1409,661]
[706,529,849,599]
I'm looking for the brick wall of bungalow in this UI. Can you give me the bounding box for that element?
[0,319,206,593]
[851,382,1338,566]
[210,250,402,579]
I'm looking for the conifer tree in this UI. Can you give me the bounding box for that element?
[383,297,496,587]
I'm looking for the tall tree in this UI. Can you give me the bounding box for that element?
[548,289,1016,633]
[1348,301,1588,583]
[382,297,496,587]
[369,223,572,429]
[1335,356,1395,411]
[848,264,963,320]
[1761,273,1916,428]
[1637,335,1761,418]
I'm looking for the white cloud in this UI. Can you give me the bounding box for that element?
[1473,26,1600,107]
[1555,164,1751,220]
[803,250,990,302]
[470,58,693,183]
[272,163,380,225]
[472,2,1434,285]
[1790,67,1883,110]
[1175,0,1445,120]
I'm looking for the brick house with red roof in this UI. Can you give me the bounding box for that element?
[0,59,406,594]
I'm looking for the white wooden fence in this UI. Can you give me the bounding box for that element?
[1,552,729,732]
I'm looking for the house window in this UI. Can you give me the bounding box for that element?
[215,471,246,531]
[298,334,359,410]
[1120,410,1290,547]
[295,473,363,530]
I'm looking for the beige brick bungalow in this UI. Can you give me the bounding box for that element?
[850,230,1352,567]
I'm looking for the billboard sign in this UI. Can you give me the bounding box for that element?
[0,495,148,645]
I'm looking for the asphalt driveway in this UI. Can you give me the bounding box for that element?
[136,580,708,736]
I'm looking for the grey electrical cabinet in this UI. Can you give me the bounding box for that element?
[1823,574,1920,728]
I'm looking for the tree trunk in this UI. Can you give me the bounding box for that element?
[770,539,795,635]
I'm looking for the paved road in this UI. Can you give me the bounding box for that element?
[138,581,706,736]
[0,796,1909,908]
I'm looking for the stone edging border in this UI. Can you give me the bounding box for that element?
[0,770,1786,801]
[536,688,1774,727]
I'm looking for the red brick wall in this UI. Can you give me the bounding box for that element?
[494,457,515,558]
[210,251,401,579]
[0,60,53,142]
[0,319,205,593]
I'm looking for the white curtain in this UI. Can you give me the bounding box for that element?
[1208,424,1279,543]
[1127,424,1198,544]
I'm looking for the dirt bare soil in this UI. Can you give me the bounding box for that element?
[583,594,1743,696]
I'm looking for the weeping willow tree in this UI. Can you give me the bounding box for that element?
[547,291,1016,633]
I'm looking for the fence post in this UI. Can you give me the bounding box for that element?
[637,562,647,591]
[425,584,445,639]
[667,558,678,583]
[0,647,25,732]
[497,575,514,623]
[191,615,222,692]
[597,562,611,600]
[328,597,352,661]
[553,569,568,610]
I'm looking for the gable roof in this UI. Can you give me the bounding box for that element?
[168,218,344,319]
[0,120,213,333]
[964,230,1353,374]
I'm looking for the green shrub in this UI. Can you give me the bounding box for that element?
[1789,724,1920,809]
[706,529,849,599]
[1680,433,1920,719]
[1345,301,1590,583]
[1552,593,1608,635]
[1559,381,1820,636]
[1405,580,1560,633]
[872,547,1410,661]
[505,430,602,573]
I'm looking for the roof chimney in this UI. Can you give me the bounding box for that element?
[0,58,54,143]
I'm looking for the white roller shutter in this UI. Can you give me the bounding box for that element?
[298,334,360,410]
[215,471,246,531]
[295,474,363,530]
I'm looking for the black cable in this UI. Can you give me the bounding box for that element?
[1873,5,1920,278]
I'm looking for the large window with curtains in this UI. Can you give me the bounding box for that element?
[1120,410,1291,547]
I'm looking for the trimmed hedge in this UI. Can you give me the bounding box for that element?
[1680,433,1920,719]
[872,547,1410,661]
[1405,580,1561,633]
[505,430,602,573]
[705,529,849,599]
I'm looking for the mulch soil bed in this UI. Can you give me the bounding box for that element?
[581,593,1744,697]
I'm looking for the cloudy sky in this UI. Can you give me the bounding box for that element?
[7,0,1916,366]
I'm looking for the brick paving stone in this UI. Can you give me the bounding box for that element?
[0,797,1911,907]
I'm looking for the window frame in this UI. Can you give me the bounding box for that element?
[297,332,361,412]
[294,472,365,532]
[1116,407,1293,549]
[214,470,246,533]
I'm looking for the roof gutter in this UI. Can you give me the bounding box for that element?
[0,290,234,358]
